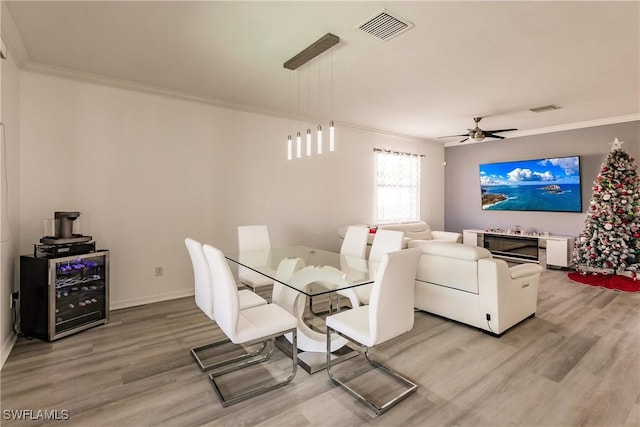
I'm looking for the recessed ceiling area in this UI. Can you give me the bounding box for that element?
[3,1,639,144]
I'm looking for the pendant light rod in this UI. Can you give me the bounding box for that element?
[284,33,340,70]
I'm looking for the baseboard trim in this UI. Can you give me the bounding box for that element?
[1,332,18,369]
[110,289,195,311]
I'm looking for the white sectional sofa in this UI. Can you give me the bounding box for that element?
[338,221,462,249]
[409,241,544,336]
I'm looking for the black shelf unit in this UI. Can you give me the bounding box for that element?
[483,234,539,262]
[20,250,109,341]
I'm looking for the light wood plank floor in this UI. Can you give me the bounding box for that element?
[2,267,639,426]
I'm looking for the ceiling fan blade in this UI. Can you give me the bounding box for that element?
[485,133,506,139]
[438,133,470,139]
[458,137,469,143]
[486,128,518,133]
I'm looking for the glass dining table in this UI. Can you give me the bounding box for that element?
[224,245,377,373]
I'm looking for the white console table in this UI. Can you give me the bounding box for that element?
[463,229,575,268]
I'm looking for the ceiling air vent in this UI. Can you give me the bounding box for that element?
[529,104,561,113]
[357,9,414,41]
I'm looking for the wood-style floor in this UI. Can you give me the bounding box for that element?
[2,267,639,426]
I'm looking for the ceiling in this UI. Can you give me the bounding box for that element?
[3,1,639,145]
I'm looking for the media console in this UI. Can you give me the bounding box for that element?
[463,229,575,268]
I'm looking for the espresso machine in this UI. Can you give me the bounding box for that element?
[37,211,94,256]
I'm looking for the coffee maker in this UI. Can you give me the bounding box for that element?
[37,212,94,256]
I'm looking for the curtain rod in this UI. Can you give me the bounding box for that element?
[373,148,424,157]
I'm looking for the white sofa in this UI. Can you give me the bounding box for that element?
[338,221,462,249]
[409,241,543,336]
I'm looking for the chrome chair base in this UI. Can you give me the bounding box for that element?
[209,329,298,407]
[326,327,417,415]
[190,338,273,372]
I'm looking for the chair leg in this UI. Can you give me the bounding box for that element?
[310,293,351,316]
[209,329,298,407]
[326,326,417,415]
[309,293,336,316]
[191,338,274,372]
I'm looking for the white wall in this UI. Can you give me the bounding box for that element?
[18,71,444,309]
[1,12,22,367]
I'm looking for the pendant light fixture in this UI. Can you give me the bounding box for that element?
[329,48,335,152]
[284,33,339,160]
[329,120,335,152]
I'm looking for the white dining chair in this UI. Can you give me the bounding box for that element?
[338,228,404,309]
[203,244,298,407]
[311,225,370,314]
[184,238,268,371]
[237,225,274,295]
[368,228,405,261]
[326,247,421,415]
[340,225,370,258]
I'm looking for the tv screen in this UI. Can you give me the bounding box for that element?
[479,155,582,212]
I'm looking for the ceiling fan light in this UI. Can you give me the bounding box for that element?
[469,130,484,142]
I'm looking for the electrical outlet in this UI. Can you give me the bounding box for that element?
[155,266,164,277]
[10,291,18,308]
[486,313,491,321]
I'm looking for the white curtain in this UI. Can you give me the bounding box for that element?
[375,150,421,223]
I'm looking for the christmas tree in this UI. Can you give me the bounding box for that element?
[573,139,640,277]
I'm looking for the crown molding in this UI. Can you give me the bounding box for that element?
[1,2,30,67]
[23,60,299,119]
[17,60,639,148]
[21,60,433,143]
[443,114,640,147]
[506,114,640,138]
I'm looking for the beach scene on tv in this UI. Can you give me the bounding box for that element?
[479,156,582,212]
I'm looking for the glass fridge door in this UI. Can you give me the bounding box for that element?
[51,251,108,337]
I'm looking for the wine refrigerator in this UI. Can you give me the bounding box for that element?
[20,250,109,341]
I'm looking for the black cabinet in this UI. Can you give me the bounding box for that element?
[482,234,539,262]
[20,250,109,341]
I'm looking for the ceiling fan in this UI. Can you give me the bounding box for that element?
[439,117,518,143]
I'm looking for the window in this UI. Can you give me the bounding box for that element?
[375,149,421,223]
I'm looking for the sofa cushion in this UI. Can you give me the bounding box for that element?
[414,242,492,294]
[379,221,428,232]
[377,221,430,243]
[415,241,491,260]
[405,229,433,240]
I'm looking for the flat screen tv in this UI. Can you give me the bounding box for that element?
[479,155,582,212]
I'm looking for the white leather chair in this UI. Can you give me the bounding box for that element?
[237,225,274,294]
[185,238,268,371]
[203,244,298,407]
[369,229,405,262]
[326,247,421,415]
[311,225,370,314]
[338,229,404,308]
[341,225,370,258]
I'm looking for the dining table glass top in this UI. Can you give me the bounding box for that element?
[225,245,376,296]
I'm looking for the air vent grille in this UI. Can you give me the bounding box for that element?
[529,104,561,113]
[357,9,414,41]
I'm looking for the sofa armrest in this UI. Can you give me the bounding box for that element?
[509,263,544,280]
[431,231,463,243]
[478,258,541,334]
